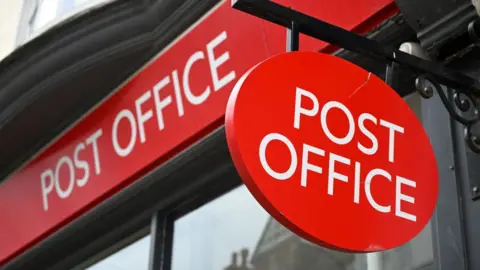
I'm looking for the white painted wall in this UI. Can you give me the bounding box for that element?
[0,0,22,60]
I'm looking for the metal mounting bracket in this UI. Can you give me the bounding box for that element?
[232,0,480,158]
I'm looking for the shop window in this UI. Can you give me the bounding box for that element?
[171,185,434,270]
[79,234,151,270]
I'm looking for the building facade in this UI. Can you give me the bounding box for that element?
[0,0,479,270]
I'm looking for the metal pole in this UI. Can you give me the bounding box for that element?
[149,213,174,270]
[287,20,299,52]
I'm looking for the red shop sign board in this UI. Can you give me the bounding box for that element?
[225,52,438,252]
[0,0,396,264]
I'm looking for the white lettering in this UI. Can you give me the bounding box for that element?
[259,133,297,180]
[135,91,153,143]
[38,32,240,211]
[85,129,103,175]
[380,119,405,163]
[358,113,378,155]
[153,76,172,130]
[301,143,324,187]
[354,161,361,204]
[365,169,392,213]
[74,143,89,187]
[321,101,355,145]
[41,170,55,211]
[172,70,185,117]
[207,31,236,91]
[328,153,350,195]
[183,51,211,105]
[112,109,137,157]
[396,176,417,222]
[294,87,319,129]
[54,156,75,199]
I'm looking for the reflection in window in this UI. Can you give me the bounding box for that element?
[171,186,434,270]
[31,0,60,32]
[85,235,150,270]
[30,0,113,33]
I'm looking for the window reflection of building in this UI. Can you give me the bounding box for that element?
[25,0,114,39]
[177,185,433,270]
[224,252,239,270]
[224,249,253,270]
[189,212,216,270]
[248,217,357,270]
[82,234,151,270]
[222,216,433,270]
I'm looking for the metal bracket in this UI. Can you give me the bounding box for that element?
[232,0,480,157]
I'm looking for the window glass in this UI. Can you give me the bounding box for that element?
[59,0,76,14]
[84,235,151,270]
[31,0,60,32]
[171,186,434,270]
[30,0,113,34]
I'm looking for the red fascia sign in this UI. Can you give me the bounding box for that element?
[0,0,395,264]
[226,52,438,252]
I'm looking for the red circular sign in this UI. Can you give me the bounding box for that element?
[225,51,438,252]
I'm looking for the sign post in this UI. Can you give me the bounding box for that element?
[225,51,438,252]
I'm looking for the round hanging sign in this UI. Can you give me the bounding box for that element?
[225,51,438,252]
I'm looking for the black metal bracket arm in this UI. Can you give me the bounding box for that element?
[232,0,480,154]
[232,0,480,90]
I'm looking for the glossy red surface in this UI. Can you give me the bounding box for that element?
[225,52,438,252]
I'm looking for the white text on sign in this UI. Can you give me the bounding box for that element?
[40,129,103,211]
[40,31,236,211]
[258,87,417,222]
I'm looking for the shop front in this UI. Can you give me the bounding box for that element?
[1,0,480,269]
